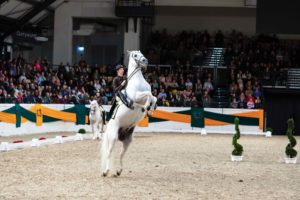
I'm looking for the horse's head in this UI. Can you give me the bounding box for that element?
[89,100,98,114]
[127,50,148,71]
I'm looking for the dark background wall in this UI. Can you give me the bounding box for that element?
[257,0,300,34]
[263,88,300,135]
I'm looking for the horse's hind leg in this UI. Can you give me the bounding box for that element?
[116,135,132,176]
[102,126,118,177]
[91,124,96,140]
[100,122,105,139]
[97,122,102,139]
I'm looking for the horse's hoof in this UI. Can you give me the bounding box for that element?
[116,170,122,176]
[102,169,109,177]
[147,111,153,117]
[102,170,109,177]
[141,108,145,112]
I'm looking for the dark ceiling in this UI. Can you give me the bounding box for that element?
[0,0,67,43]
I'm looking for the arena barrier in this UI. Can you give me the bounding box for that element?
[0,104,264,136]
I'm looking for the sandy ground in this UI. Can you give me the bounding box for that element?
[0,133,300,200]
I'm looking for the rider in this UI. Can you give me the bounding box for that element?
[109,64,133,117]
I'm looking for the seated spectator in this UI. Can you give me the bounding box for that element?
[185,78,193,90]
[18,72,27,83]
[246,95,255,109]
[255,96,262,108]
[203,77,214,93]
[191,96,199,107]
[253,85,262,99]
[245,85,253,97]
[103,87,113,102]
[94,79,102,92]
[162,96,170,106]
[170,78,179,90]
[238,93,247,109]
[230,96,239,109]
[157,88,167,100]
[151,79,159,90]
[42,92,52,104]
[14,91,23,103]
[195,79,202,94]
[202,89,213,108]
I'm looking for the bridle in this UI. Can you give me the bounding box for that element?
[127,52,148,82]
[120,54,146,105]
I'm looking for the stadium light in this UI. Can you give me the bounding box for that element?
[77,46,85,52]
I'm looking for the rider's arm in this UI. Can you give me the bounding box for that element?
[112,77,121,93]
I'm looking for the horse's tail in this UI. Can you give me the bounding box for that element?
[101,128,109,172]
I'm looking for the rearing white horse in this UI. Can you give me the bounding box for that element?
[101,50,157,177]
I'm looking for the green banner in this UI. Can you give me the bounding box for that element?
[0,104,260,128]
[149,109,191,123]
[75,104,87,125]
[15,104,21,128]
[20,106,36,122]
[204,111,258,126]
[191,107,204,128]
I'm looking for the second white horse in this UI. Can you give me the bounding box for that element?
[89,100,105,140]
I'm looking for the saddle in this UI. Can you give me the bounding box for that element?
[118,90,134,110]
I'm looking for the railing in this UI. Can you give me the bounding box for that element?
[193,65,228,87]
[115,0,154,7]
[147,64,172,73]
[260,68,288,88]
[115,0,155,17]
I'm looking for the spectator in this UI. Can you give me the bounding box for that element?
[230,96,239,109]
[202,90,213,108]
[246,95,255,109]
[157,88,167,100]
[203,77,214,92]
[238,93,247,109]
[255,96,262,108]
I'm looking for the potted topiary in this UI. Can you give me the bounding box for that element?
[231,117,244,161]
[265,127,273,137]
[285,118,297,164]
[78,128,86,134]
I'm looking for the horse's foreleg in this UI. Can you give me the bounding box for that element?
[91,123,97,140]
[98,121,104,139]
[135,91,152,111]
[148,95,157,116]
[116,136,132,176]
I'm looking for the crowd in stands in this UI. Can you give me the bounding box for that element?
[0,57,114,105]
[224,31,300,109]
[145,29,300,109]
[1,29,300,109]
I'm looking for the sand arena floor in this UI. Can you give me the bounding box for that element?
[0,133,300,200]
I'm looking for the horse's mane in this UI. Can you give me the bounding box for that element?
[123,51,131,68]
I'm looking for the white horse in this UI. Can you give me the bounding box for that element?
[101,50,157,177]
[89,100,105,140]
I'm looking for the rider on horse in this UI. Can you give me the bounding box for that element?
[109,64,133,117]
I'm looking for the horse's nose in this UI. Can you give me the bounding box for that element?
[143,58,148,64]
